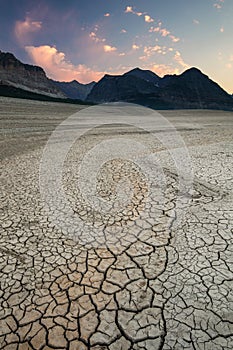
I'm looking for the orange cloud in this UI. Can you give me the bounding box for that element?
[103,45,117,52]
[15,17,42,44]
[104,13,110,17]
[145,15,154,23]
[220,27,224,33]
[25,45,105,83]
[132,44,140,50]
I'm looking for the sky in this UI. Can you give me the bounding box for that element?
[0,0,233,93]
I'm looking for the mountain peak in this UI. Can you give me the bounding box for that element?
[182,67,204,76]
[102,73,121,79]
[124,67,160,85]
[128,67,144,73]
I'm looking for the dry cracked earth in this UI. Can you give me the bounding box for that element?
[0,97,232,350]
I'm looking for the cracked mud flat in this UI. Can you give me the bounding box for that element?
[0,97,233,349]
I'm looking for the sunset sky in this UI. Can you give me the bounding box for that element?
[1,0,232,93]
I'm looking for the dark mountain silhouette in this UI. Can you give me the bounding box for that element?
[51,79,96,100]
[152,67,233,109]
[87,67,233,110]
[86,73,159,103]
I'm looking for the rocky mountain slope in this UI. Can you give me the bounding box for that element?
[157,68,232,109]
[0,51,65,98]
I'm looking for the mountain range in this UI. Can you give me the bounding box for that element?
[0,50,232,110]
[86,67,233,110]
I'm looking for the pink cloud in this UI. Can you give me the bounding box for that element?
[25,45,105,83]
[132,44,140,50]
[220,27,224,33]
[120,29,127,33]
[15,17,42,44]
[213,0,224,9]
[89,31,96,39]
[104,13,110,17]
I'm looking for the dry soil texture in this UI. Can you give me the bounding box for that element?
[0,97,232,350]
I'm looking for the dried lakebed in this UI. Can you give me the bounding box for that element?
[0,97,232,350]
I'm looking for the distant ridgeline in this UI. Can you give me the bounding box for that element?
[0,50,232,110]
